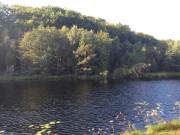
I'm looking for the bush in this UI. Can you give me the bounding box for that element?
[112,63,151,80]
[112,66,131,80]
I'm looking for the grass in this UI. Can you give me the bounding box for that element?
[142,72,180,80]
[0,75,68,81]
[123,120,180,135]
[1,72,180,82]
[0,74,103,82]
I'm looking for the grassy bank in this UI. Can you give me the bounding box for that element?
[123,120,180,135]
[142,72,180,80]
[0,72,180,82]
[0,74,103,82]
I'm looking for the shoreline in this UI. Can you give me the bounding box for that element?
[0,72,180,82]
[141,72,180,80]
[0,74,103,82]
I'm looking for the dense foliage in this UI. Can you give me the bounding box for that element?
[0,5,180,78]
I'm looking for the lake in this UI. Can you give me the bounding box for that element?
[0,80,179,134]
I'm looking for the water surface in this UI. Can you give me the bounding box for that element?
[0,80,179,134]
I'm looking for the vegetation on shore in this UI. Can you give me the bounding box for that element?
[1,72,180,82]
[0,74,103,81]
[0,5,180,80]
[123,120,180,135]
[142,72,180,80]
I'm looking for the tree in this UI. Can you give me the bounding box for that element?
[0,5,178,77]
[20,27,73,74]
[0,29,16,73]
[94,31,112,73]
[74,30,96,75]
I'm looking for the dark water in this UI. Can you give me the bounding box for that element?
[0,80,179,134]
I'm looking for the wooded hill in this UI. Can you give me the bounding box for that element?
[0,5,179,78]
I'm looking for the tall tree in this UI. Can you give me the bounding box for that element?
[20,27,73,74]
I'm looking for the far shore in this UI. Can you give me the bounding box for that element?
[141,72,180,80]
[0,72,180,82]
[0,74,102,82]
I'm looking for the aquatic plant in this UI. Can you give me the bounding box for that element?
[87,100,180,135]
[123,120,180,135]
[28,120,60,135]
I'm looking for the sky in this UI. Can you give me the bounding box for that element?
[1,0,180,40]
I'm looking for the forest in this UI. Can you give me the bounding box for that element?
[0,5,180,79]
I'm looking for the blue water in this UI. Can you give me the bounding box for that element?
[0,80,179,134]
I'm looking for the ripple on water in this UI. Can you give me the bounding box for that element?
[0,80,179,134]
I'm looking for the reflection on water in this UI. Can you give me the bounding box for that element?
[0,80,179,134]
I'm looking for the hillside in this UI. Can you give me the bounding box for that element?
[0,5,179,78]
